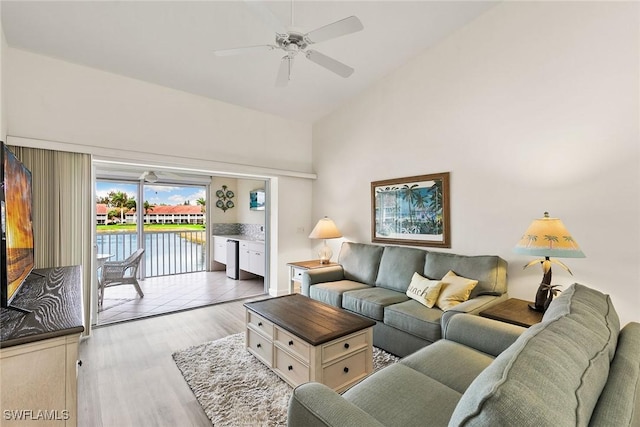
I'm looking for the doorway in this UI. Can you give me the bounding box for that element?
[92,164,269,326]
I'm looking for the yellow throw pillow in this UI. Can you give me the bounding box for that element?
[406,272,443,308]
[436,270,478,311]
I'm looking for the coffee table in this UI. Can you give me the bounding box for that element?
[244,294,376,392]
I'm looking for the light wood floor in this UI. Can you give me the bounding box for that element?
[78,296,266,426]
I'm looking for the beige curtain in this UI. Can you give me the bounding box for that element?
[9,145,93,336]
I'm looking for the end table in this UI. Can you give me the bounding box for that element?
[286,260,340,294]
[479,298,544,328]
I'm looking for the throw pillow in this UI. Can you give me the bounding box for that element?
[406,272,443,308]
[436,270,478,311]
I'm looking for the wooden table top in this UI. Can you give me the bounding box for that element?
[286,260,340,270]
[244,294,375,346]
[480,298,544,328]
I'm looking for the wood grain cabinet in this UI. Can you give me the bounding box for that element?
[0,266,84,427]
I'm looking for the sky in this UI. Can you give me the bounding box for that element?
[96,181,206,206]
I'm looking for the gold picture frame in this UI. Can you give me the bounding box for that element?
[371,172,450,248]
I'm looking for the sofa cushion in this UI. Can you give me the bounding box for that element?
[435,270,478,311]
[343,364,461,427]
[589,322,640,427]
[342,287,409,321]
[383,300,443,342]
[424,252,507,297]
[375,246,427,292]
[338,242,384,286]
[405,272,442,308]
[400,340,495,394]
[449,283,620,426]
[309,280,371,308]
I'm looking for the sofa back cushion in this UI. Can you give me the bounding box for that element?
[338,242,384,286]
[449,283,620,427]
[423,252,507,297]
[375,246,427,292]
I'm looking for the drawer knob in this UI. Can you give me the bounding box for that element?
[288,365,293,371]
[288,340,294,346]
[343,367,349,373]
[344,343,350,349]
[257,343,261,348]
[258,322,263,327]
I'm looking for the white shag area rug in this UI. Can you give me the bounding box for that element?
[172,333,399,426]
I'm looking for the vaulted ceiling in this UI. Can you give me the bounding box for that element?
[2,1,497,123]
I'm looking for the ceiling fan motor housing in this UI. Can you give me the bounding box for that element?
[276,32,308,54]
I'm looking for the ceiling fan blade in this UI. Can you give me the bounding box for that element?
[305,50,354,78]
[276,56,292,87]
[304,16,364,44]
[213,45,277,57]
[244,0,288,35]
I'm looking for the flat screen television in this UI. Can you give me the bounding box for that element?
[0,142,35,309]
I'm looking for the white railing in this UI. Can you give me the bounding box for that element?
[96,230,206,277]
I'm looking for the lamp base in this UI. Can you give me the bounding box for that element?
[318,243,333,265]
[528,303,546,313]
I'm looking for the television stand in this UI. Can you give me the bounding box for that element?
[0,266,84,427]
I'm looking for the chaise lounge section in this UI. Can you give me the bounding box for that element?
[303,242,508,356]
[288,283,640,426]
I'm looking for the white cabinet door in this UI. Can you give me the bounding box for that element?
[240,241,251,272]
[249,250,264,277]
[213,237,227,264]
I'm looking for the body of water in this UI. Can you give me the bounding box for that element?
[96,231,206,277]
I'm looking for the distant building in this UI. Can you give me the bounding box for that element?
[97,204,204,225]
[96,203,108,224]
[127,205,204,224]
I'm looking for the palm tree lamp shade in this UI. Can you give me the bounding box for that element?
[514,212,585,312]
[309,217,343,264]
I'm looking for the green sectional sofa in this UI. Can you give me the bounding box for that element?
[288,283,640,427]
[303,242,508,356]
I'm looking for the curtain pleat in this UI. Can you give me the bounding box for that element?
[9,145,93,336]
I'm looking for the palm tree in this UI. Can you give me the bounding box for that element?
[109,191,129,224]
[544,234,559,250]
[196,197,206,213]
[400,184,419,227]
[143,201,155,224]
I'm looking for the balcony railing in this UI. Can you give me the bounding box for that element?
[96,230,206,277]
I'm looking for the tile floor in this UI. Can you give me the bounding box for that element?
[96,271,265,326]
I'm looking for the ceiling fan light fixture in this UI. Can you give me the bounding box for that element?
[144,171,158,183]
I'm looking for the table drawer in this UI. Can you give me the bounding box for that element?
[292,267,305,282]
[247,311,274,339]
[274,347,309,387]
[322,349,369,391]
[246,329,273,366]
[275,327,310,363]
[322,330,369,363]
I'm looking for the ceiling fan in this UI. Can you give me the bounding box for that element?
[213,1,364,87]
[139,170,181,183]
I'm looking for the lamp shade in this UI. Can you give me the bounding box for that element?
[309,217,342,239]
[514,212,585,258]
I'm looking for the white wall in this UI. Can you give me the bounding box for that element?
[236,179,266,225]
[313,2,640,326]
[6,47,315,294]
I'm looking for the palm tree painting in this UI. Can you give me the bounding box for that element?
[371,172,450,248]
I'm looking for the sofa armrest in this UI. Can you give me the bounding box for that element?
[301,266,345,296]
[440,294,508,330]
[442,313,525,357]
[288,383,385,427]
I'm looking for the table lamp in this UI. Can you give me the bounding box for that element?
[514,212,585,312]
[309,217,342,264]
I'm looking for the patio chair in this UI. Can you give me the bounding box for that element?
[99,248,145,307]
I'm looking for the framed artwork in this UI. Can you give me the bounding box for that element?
[371,172,450,248]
